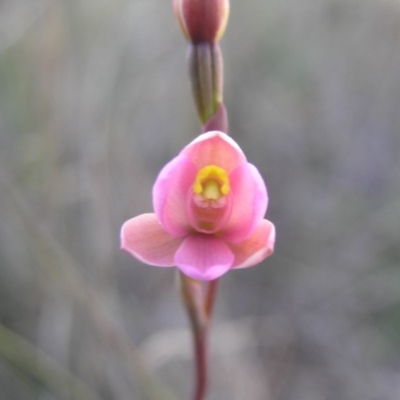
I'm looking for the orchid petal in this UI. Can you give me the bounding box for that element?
[175,234,234,280]
[230,219,275,269]
[121,214,184,266]
[181,131,246,173]
[153,155,196,237]
[220,163,268,243]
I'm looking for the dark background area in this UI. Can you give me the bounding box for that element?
[1,0,400,399]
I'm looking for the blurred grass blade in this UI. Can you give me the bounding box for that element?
[0,323,101,400]
[0,171,179,400]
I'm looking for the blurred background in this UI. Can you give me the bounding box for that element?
[1,0,400,399]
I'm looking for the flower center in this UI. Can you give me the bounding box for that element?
[188,165,232,233]
[193,165,230,201]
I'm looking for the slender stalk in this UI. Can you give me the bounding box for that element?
[205,279,219,319]
[180,273,220,400]
[193,328,208,400]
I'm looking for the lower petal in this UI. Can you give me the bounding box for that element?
[121,213,184,267]
[230,219,275,269]
[175,234,234,280]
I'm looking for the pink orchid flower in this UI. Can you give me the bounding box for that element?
[120,131,275,281]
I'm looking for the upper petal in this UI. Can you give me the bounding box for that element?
[181,131,246,173]
[121,213,184,266]
[230,219,275,269]
[153,155,197,237]
[174,234,234,280]
[220,163,268,243]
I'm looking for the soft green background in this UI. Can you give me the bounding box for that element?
[1,0,400,399]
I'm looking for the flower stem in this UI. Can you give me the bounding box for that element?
[193,327,208,400]
[180,273,219,400]
[205,279,219,318]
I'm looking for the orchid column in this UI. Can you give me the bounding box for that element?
[120,1,275,399]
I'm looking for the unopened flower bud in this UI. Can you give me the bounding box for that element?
[173,0,230,43]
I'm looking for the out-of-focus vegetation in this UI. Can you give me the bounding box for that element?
[1,0,400,399]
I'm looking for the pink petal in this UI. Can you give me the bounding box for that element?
[220,163,268,243]
[230,219,275,269]
[175,234,234,280]
[181,131,246,173]
[153,155,197,237]
[121,213,184,266]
